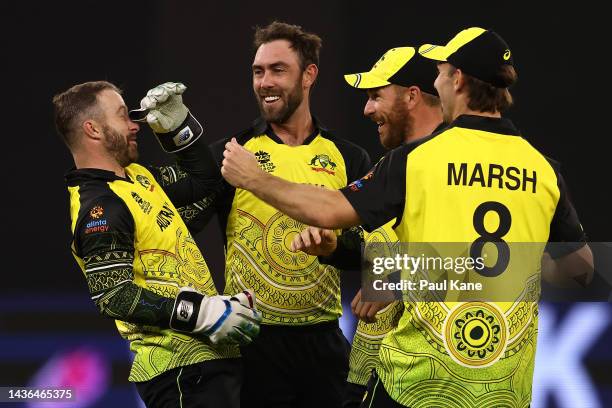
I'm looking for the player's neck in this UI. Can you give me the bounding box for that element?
[269,102,314,146]
[405,106,444,143]
[451,101,501,121]
[74,150,126,178]
[455,108,501,120]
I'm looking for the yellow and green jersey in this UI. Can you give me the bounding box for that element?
[341,115,586,407]
[194,118,370,325]
[324,220,404,386]
[67,138,239,382]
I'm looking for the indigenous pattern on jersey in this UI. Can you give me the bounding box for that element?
[342,115,586,407]
[203,118,370,325]
[68,163,238,382]
[347,221,404,386]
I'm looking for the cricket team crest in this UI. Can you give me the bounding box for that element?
[309,154,337,175]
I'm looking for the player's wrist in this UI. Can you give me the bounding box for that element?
[247,168,272,193]
[169,287,205,333]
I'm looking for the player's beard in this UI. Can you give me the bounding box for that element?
[103,125,138,167]
[382,94,413,149]
[257,78,304,124]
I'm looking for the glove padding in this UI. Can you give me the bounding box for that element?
[138,82,188,133]
[170,287,261,346]
[130,81,203,152]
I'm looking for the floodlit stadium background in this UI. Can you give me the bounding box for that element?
[1,1,610,407]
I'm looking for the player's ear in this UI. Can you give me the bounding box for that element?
[82,118,103,141]
[303,63,318,89]
[454,68,466,92]
[405,86,421,109]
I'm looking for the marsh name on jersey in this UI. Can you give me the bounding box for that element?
[448,162,537,193]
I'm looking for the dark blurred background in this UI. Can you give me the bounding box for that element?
[0,1,610,407]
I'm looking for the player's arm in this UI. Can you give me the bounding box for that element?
[220,138,360,229]
[543,169,594,287]
[131,83,226,211]
[541,246,593,288]
[309,139,371,268]
[291,226,364,270]
[291,159,377,269]
[174,136,237,232]
[222,138,406,233]
[74,195,260,344]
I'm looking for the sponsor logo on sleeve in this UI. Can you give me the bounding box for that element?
[84,218,109,234]
[89,205,104,219]
[348,171,373,192]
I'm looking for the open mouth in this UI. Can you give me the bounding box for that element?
[262,95,281,104]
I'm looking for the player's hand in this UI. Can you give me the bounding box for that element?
[291,226,337,256]
[351,289,392,323]
[170,287,261,346]
[138,82,189,133]
[221,138,266,189]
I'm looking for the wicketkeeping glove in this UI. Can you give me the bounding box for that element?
[169,287,261,346]
[129,82,203,153]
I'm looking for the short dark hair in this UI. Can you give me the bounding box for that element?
[253,21,322,70]
[422,92,441,107]
[52,81,121,149]
[450,65,517,113]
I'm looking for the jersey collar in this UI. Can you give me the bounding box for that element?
[450,114,520,136]
[252,116,327,145]
[65,167,132,186]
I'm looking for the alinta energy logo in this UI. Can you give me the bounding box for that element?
[89,206,104,219]
[86,206,108,234]
[309,154,337,175]
[255,150,276,173]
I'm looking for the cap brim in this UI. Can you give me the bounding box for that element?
[344,72,390,89]
[418,44,451,62]
[128,108,149,122]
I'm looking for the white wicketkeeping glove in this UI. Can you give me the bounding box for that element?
[129,82,203,152]
[170,287,261,346]
[139,82,188,133]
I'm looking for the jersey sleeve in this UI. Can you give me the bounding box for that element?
[146,131,225,210]
[340,147,408,232]
[318,226,364,270]
[546,165,587,258]
[74,194,174,327]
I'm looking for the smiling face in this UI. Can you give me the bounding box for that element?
[96,89,140,167]
[363,84,412,149]
[252,39,306,124]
